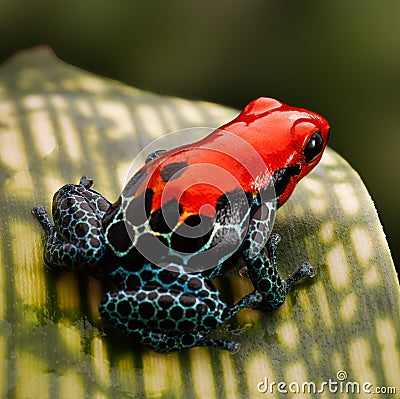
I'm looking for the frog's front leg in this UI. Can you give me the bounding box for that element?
[242,204,315,310]
[32,176,111,271]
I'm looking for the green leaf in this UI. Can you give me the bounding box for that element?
[0,47,398,399]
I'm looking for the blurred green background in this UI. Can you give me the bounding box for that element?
[0,0,398,267]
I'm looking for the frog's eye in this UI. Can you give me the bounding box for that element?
[304,131,323,163]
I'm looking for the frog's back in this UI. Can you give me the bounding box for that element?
[108,144,258,273]
[104,96,329,271]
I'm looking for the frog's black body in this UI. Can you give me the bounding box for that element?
[32,97,330,352]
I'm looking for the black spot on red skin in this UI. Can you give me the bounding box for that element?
[125,189,154,226]
[149,199,181,234]
[170,214,214,253]
[271,164,301,197]
[161,161,188,182]
[184,214,202,226]
[144,189,154,217]
[106,221,133,252]
[122,168,148,198]
[215,188,249,225]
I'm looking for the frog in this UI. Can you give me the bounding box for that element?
[32,97,330,353]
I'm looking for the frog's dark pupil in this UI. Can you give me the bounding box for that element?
[304,131,323,163]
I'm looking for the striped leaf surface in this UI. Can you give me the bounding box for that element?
[0,47,398,399]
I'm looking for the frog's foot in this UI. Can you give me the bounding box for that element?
[33,181,108,271]
[267,234,315,289]
[79,176,94,189]
[286,261,315,288]
[146,331,240,353]
[32,205,55,235]
[246,234,315,310]
[126,329,241,353]
[145,149,167,164]
[197,336,240,353]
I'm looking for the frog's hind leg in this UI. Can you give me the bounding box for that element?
[99,279,262,353]
[32,176,111,271]
[135,330,241,353]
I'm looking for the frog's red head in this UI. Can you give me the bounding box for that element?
[223,97,330,207]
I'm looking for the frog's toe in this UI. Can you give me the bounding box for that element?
[267,233,281,247]
[239,266,249,279]
[32,205,54,233]
[228,341,241,354]
[32,205,45,215]
[285,261,316,289]
[301,261,316,278]
[197,336,241,353]
[79,176,94,188]
[145,149,167,163]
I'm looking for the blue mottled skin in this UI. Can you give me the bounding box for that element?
[32,174,313,353]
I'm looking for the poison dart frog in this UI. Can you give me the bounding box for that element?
[32,97,330,353]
